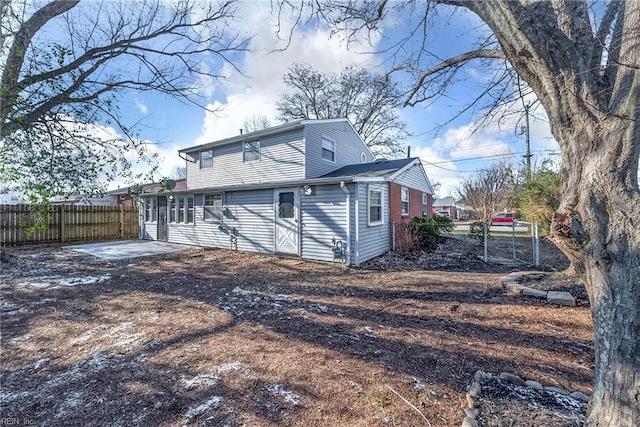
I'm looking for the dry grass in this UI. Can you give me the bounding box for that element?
[0,238,593,426]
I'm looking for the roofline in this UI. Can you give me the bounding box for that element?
[137,175,383,196]
[179,118,354,154]
[388,158,435,194]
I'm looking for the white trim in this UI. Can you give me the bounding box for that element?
[401,186,409,216]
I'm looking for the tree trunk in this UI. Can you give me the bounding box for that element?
[550,117,640,427]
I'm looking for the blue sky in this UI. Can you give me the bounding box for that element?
[76,2,559,197]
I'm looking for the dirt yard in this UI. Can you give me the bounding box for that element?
[0,236,594,427]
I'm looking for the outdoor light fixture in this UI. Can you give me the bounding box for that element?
[302,185,315,196]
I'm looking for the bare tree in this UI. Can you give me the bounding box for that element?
[457,162,514,224]
[0,0,249,202]
[242,114,272,133]
[169,166,187,180]
[279,1,640,425]
[277,62,408,157]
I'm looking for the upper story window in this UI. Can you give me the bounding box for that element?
[401,187,409,215]
[243,140,260,162]
[204,193,223,221]
[200,149,213,169]
[321,137,335,162]
[368,187,383,225]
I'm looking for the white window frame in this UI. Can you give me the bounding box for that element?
[401,186,409,216]
[145,198,156,222]
[368,187,383,226]
[422,193,429,215]
[243,140,260,162]
[204,193,224,221]
[200,149,213,169]
[321,136,335,162]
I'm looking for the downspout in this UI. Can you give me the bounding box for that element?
[340,181,351,266]
[354,184,360,266]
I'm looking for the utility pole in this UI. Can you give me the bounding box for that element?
[523,103,532,184]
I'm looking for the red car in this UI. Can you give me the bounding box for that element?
[491,213,514,226]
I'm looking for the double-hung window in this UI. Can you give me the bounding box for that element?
[243,140,260,162]
[204,193,223,221]
[145,198,156,222]
[321,137,335,162]
[368,187,383,225]
[200,149,213,169]
[401,187,409,216]
[422,193,429,215]
[169,197,177,223]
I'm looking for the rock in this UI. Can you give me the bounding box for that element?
[468,382,482,398]
[473,370,487,384]
[464,407,479,418]
[505,282,527,294]
[462,416,479,427]
[522,288,548,298]
[499,372,526,387]
[466,393,478,408]
[525,380,544,390]
[547,291,576,306]
[545,386,569,395]
[570,391,590,402]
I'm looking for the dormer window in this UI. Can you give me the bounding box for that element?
[322,137,335,162]
[243,140,260,162]
[200,149,213,169]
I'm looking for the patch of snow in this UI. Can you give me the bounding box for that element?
[14,274,111,289]
[183,396,223,424]
[180,374,218,390]
[413,377,426,392]
[264,383,300,405]
[216,362,246,374]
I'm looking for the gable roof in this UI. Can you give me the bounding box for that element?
[179,118,361,154]
[433,196,457,207]
[321,158,416,178]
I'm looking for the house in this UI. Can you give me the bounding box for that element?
[433,196,458,219]
[106,179,187,206]
[139,118,434,266]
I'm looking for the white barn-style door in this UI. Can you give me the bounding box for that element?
[274,188,299,255]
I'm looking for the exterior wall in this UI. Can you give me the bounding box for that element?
[389,184,425,224]
[186,128,305,189]
[304,121,374,179]
[355,182,389,265]
[141,191,275,255]
[392,162,433,194]
[141,218,156,240]
[300,184,349,263]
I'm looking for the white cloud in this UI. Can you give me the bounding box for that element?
[134,98,148,114]
[195,3,380,143]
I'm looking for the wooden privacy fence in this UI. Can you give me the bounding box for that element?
[0,204,139,245]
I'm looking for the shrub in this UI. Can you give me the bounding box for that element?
[408,216,454,249]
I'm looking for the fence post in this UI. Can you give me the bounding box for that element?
[392,221,396,251]
[60,204,65,243]
[120,204,124,239]
[483,222,488,262]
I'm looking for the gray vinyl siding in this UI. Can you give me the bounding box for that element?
[163,190,274,255]
[186,128,305,189]
[304,121,374,179]
[355,182,390,264]
[300,184,349,263]
[141,220,157,240]
[393,163,433,194]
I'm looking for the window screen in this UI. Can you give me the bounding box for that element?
[279,192,295,218]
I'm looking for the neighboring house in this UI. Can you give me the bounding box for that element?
[106,179,187,206]
[433,196,458,219]
[139,118,434,266]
